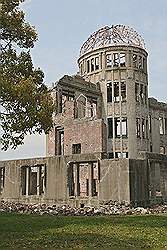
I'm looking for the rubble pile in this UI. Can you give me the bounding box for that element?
[0,200,166,216]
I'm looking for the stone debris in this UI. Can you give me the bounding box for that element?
[0,200,166,216]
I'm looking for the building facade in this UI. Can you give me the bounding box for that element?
[0,25,167,207]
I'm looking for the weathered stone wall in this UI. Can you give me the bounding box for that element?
[64,119,107,155]
[0,154,167,207]
[129,159,149,207]
[99,159,130,202]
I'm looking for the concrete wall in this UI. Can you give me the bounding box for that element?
[0,153,167,206]
[99,159,130,202]
[129,159,149,206]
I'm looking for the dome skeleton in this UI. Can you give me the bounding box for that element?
[80,25,146,57]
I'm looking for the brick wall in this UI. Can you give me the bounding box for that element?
[64,119,106,155]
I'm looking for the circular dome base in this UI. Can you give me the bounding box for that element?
[80,25,146,57]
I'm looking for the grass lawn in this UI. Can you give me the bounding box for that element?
[0,213,166,249]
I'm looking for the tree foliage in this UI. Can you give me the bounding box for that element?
[0,0,54,150]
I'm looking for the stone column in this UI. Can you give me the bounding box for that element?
[88,162,93,197]
[37,167,40,196]
[26,167,29,196]
[74,163,79,196]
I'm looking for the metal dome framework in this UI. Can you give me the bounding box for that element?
[80,25,146,57]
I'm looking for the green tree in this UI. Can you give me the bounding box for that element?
[0,0,54,150]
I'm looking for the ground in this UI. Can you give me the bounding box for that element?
[0,213,167,249]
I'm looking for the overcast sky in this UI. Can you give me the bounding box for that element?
[1,0,167,160]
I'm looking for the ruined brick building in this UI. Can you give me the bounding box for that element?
[0,25,167,207]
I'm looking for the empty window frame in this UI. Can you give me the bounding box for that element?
[133,54,138,68]
[138,56,142,69]
[136,118,141,138]
[135,83,140,102]
[0,167,5,194]
[114,82,119,102]
[115,118,121,138]
[122,118,128,137]
[56,130,64,155]
[75,95,87,119]
[62,95,67,112]
[21,165,46,196]
[68,164,75,196]
[92,163,99,197]
[140,84,144,103]
[80,63,84,75]
[86,101,92,118]
[122,152,128,158]
[143,57,146,72]
[121,82,126,101]
[160,146,165,154]
[159,117,165,135]
[142,119,145,138]
[144,86,147,104]
[120,53,126,67]
[108,152,114,159]
[95,57,99,70]
[106,54,112,67]
[79,164,89,197]
[165,118,167,134]
[57,91,63,113]
[113,53,119,67]
[149,115,152,133]
[86,100,97,118]
[87,60,90,73]
[146,119,149,139]
[92,102,97,117]
[150,144,153,152]
[108,118,113,138]
[72,143,81,154]
[91,58,94,72]
[115,152,121,158]
[107,82,112,102]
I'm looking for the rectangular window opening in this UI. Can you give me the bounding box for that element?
[114,82,119,102]
[56,129,64,155]
[135,83,140,102]
[95,57,99,70]
[91,58,94,72]
[106,54,112,67]
[120,53,126,67]
[136,118,141,138]
[142,119,145,138]
[139,56,142,69]
[160,146,165,155]
[133,54,138,68]
[121,82,126,101]
[108,118,113,138]
[0,167,5,194]
[21,165,47,196]
[159,117,164,135]
[115,118,121,138]
[107,82,112,102]
[122,118,128,137]
[87,60,90,73]
[140,84,144,103]
[72,143,81,154]
[113,53,119,67]
[146,119,149,139]
[115,152,121,158]
[122,152,128,158]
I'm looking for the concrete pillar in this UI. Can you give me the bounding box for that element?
[74,163,79,196]
[26,167,29,196]
[88,163,93,196]
[37,167,40,196]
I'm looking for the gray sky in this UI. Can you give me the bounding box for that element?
[1,0,167,160]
